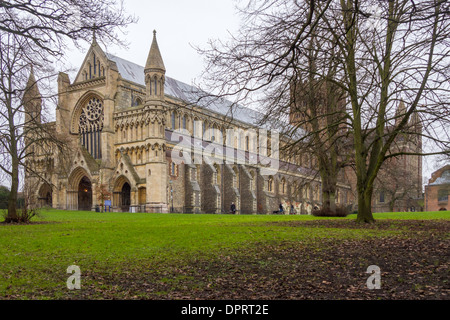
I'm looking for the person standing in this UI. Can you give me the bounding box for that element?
[231,202,236,214]
[279,203,284,214]
[290,204,295,215]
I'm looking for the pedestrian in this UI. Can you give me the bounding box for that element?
[231,202,236,214]
[279,203,284,214]
[290,204,295,215]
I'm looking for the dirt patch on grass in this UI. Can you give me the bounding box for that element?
[4,220,449,300]
[160,237,449,300]
[270,219,450,233]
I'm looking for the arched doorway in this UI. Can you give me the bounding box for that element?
[121,182,131,212]
[113,175,133,212]
[38,183,52,208]
[78,176,92,211]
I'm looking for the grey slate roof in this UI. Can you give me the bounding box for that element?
[430,170,450,185]
[106,53,265,128]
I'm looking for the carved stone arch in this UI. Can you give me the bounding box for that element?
[113,174,133,212]
[129,147,137,157]
[70,91,105,134]
[37,182,53,208]
[68,166,92,191]
[113,174,133,192]
[66,166,94,211]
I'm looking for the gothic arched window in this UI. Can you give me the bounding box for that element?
[171,112,176,130]
[79,97,104,159]
[268,176,273,192]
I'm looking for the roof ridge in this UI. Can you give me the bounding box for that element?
[105,53,281,130]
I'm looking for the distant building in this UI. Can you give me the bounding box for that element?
[424,165,450,212]
[290,80,423,213]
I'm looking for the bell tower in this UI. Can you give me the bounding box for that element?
[144,30,169,213]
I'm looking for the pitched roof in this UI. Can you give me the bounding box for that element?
[429,165,450,186]
[105,53,265,128]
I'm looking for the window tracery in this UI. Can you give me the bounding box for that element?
[79,97,104,159]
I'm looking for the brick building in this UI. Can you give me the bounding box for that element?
[425,165,450,212]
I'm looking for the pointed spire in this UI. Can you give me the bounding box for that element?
[395,100,407,125]
[27,65,36,86]
[24,65,42,124]
[92,24,98,46]
[26,65,40,97]
[145,30,166,73]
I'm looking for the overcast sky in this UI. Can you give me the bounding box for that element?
[64,0,241,86]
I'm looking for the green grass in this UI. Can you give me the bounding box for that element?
[0,209,448,299]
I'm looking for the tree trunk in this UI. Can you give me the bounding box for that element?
[6,157,19,223]
[319,157,337,213]
[5,109,20,223]
[321,186,337,212]
[356,188,375,223]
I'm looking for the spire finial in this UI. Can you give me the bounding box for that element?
[145,29,166,72]
[92,24,97,44]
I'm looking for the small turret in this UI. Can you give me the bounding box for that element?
[395,100,407,125]
[24,66,42,125]
[145,30,166,103]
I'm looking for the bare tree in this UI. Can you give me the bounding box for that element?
[197,0,450,223]
[197,0,352,214]
[325,0,449,222]
[0,0,135,57]
[0,0,135,223]
[375,159,421,212]
[0,33,71,222]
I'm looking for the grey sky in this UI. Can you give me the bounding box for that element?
[64,0,240,87]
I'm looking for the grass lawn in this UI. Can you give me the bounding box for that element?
[0,209,448,300]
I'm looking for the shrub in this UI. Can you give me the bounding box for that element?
[2,196,40,224]
[312,205,349,217]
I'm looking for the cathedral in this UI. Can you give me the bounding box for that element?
[25,31,354,214]
[24,31,422,214]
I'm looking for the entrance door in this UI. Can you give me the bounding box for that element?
[121,182,131,212]
[38,184,52,208]
[78,176,92,211]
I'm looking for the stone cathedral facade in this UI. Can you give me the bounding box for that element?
[25,32,356,214]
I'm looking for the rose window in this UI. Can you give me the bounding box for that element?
[79,97,104,159]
